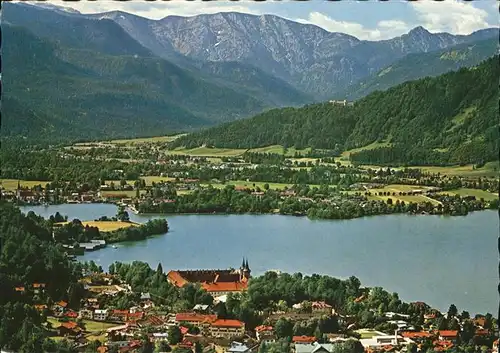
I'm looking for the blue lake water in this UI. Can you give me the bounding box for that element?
[20,204,498,315]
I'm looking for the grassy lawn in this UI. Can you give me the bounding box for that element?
[167,146,246,157]
[358,184,441,205]
[438,188,498,201]
[83,320,119,332]
[55,221,139,232]
[249,145,311,156]
[100,190,140,198]
[0,179,49,191]
[108,134,184,145]
[202,180,323,190]
[341,141,393,160]
[140,176,176,185]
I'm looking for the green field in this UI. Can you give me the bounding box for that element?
[140,176,176,185]
[0,179,48,191]
[341,141,393,159]
[108,134,184,145]
[355,184,441,205]
[438,188,498,201]
[55,220,139,232]
[202,180,306,191]
[167,146,246,157]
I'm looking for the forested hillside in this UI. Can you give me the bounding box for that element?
[339,38,498,101]
[171,56,499,166]
[2,24,280,142]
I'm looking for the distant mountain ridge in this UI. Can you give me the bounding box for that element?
[89,10,498,98]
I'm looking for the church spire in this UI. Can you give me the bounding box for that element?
[241,257,245,269]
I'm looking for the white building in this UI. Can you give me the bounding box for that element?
[359,331,414,349]
[94,309,109,321]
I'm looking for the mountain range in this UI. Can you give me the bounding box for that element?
[2,2,498,142]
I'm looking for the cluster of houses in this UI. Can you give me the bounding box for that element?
[10,262,497,353]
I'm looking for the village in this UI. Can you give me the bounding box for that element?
[11,260,498,353]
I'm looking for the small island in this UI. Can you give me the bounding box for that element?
[49,207,169,254]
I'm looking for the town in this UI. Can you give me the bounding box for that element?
[1,139,498,222]
[8,259,497,353]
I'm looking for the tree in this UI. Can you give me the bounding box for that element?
[116,207,130,222]
[447,304,458,318]
[195,342,203,353]
[274,318,293,338]
[460,311,470,320]
[168,326,182,345]
[141,336,154,353]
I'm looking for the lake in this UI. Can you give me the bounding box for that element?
[20,203,498,315]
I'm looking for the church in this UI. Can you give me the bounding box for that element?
[167,258,251,297]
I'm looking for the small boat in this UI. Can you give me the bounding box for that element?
[112,245,118,249]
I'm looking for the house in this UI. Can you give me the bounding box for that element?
[34,304,48,312]
[438,331,458,342]
[110,309,129,322]
[33,283,46,294]
[193,304,210,313]
[94,309,109,321]
[152,333,169,342]
[387,320,411,330]
[53,301,68,316]
[58,321,82,337]
[79,309,94,320]
[295,342,340,353]
[255,325,274,341]
[14,286,25,293]
[401,331,434,343]
[292,336,317,345]
[359,332,413,349]
[209,319,245,339]
[175,313,218,330]
[167,259,251,297]
[140,292,151,301]
[227,342,251,353]
[311,301,333,314]
[384,312,410,319]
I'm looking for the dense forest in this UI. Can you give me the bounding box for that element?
[172,56,499,165]
[2,24,276,142]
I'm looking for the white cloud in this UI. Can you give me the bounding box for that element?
[299,12,410,40]
[52,0,264,19]
[410,0,495,34]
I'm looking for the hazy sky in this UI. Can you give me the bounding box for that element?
[49,0,498,40]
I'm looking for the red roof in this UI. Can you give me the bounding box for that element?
[128,312,144,320]
[33,283,46,288]
[34,304,48,311]
[15,287,25,292]
[256,325,273,333]
[402,332,433,339]
[439,331,458,338]
[97,347,108,353]
[202,281,248,293]
[292,336,316,343]
[180,326,189,335]
[56,301,68,308]
[60,321,78,329]
[113,309,129,316]
[176,313,217,323]
[65,311,78,318]
[211,319,244,328]
[167,271,189,288]
[475,329,489,336]
[312,301,332,309]
[403,332,433,339]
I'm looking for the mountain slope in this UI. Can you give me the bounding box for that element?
[339,38,499,100]
[171,56,499,165]
[2,24,274,141]
[96,10,498,98]
[3,2,313,109]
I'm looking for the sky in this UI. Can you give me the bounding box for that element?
[49,0,498,40]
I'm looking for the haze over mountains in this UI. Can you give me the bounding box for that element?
[2,2,498,142]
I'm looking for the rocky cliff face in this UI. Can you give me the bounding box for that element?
[100,11,497,98]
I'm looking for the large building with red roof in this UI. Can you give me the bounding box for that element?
[167,258,251,297]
